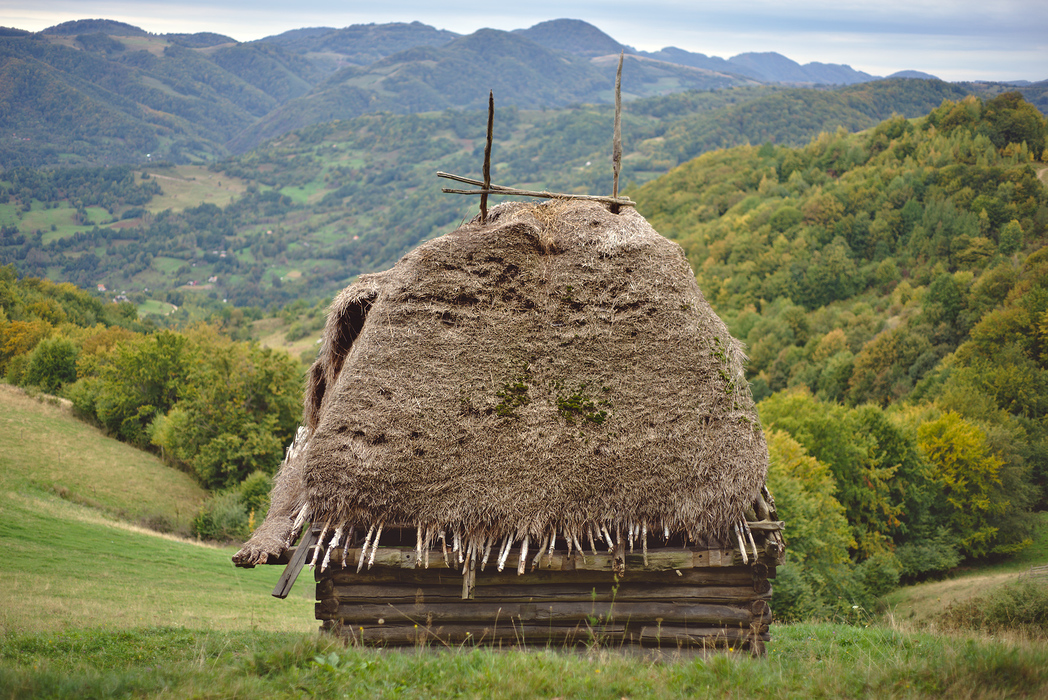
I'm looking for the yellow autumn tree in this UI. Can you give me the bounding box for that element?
[917,411,1008,557]
[0,318,52,371]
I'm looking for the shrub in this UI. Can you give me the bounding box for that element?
[894,528,962,581]
[23,336,78,393]
[239,470,273,517]
[191,491,249,543]
[65,377,101,420]
[4,352,30,385]
[856,551,902,598]
[771,562,820,621]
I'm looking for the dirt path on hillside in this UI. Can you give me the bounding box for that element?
[884,570,1029,627]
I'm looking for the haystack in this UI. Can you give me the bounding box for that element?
[235,200,783,653]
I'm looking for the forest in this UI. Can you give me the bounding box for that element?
[637,91,1048,617]
[1,89,1046,619]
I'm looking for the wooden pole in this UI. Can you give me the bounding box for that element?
[481,90,494,224]
[611,51,624,213]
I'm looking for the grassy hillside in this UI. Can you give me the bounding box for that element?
[0,385,204,526]
[883,512,1048,629]
[0,385,314,636]
[0,484,314,635]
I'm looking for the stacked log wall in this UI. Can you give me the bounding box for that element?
[312,546,777,654]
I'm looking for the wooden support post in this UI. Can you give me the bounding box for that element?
[272,527,319,599]
[462,557,477,600]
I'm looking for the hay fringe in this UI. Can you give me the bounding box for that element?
[308,513,772,577]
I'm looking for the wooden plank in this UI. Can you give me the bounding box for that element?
[272,528,319,599]
[321,564,756,588]
[329,583,770,604]
[321,600,758,626]
[746,521,785,532]
[636,625,771,646]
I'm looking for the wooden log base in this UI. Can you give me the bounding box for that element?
[323,582,771,605]
[310,547,777,656]
[317,600,769,627]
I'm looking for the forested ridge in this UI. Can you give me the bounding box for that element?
[638,91,1048,617]
[1,88,1047,619]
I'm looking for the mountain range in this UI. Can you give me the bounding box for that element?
[0,17,1042,168]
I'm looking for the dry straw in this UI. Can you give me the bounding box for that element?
[235,200,769,571]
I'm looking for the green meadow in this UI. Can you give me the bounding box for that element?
[0,387,1046,698]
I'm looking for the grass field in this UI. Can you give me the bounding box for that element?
[0,385,1046,698]
[142,165,250,213]
[137,299,178,317]
[0,386,314,639]
[1,611,1046,698]
[0,386,204,524]
[251,316,324,361]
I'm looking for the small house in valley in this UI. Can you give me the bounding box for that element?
[235,199,785,654]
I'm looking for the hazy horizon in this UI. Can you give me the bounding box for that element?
[1,1,1045,82]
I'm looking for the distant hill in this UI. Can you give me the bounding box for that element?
[259,21,459,70]
[228,27,748,152]
[640,47,740,74]
[0,17,1044,167]
[888,70,940,80]
[166,32,237,48]
[0,29,321,166]
[726,51,875,84]
[640,47,875,85]
[513,18,629,57]
[40,19,148,36]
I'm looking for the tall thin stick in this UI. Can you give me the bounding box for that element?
[481,90,494,224]
[611,52,623,211]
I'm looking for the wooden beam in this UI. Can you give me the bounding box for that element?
[437,171,635,207]
[329,583,770,604]
[321,600,761,626]
[612,51,623,208]
[323,545,756,573]
[746,520,786,532]
[271,528,319,599]
[323,565,758,588]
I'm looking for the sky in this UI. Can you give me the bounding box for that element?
[1,1,1045,82]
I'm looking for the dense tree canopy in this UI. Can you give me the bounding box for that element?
[638,92,1047,614]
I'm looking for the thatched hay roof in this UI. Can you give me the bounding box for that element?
[235,200,768,567]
